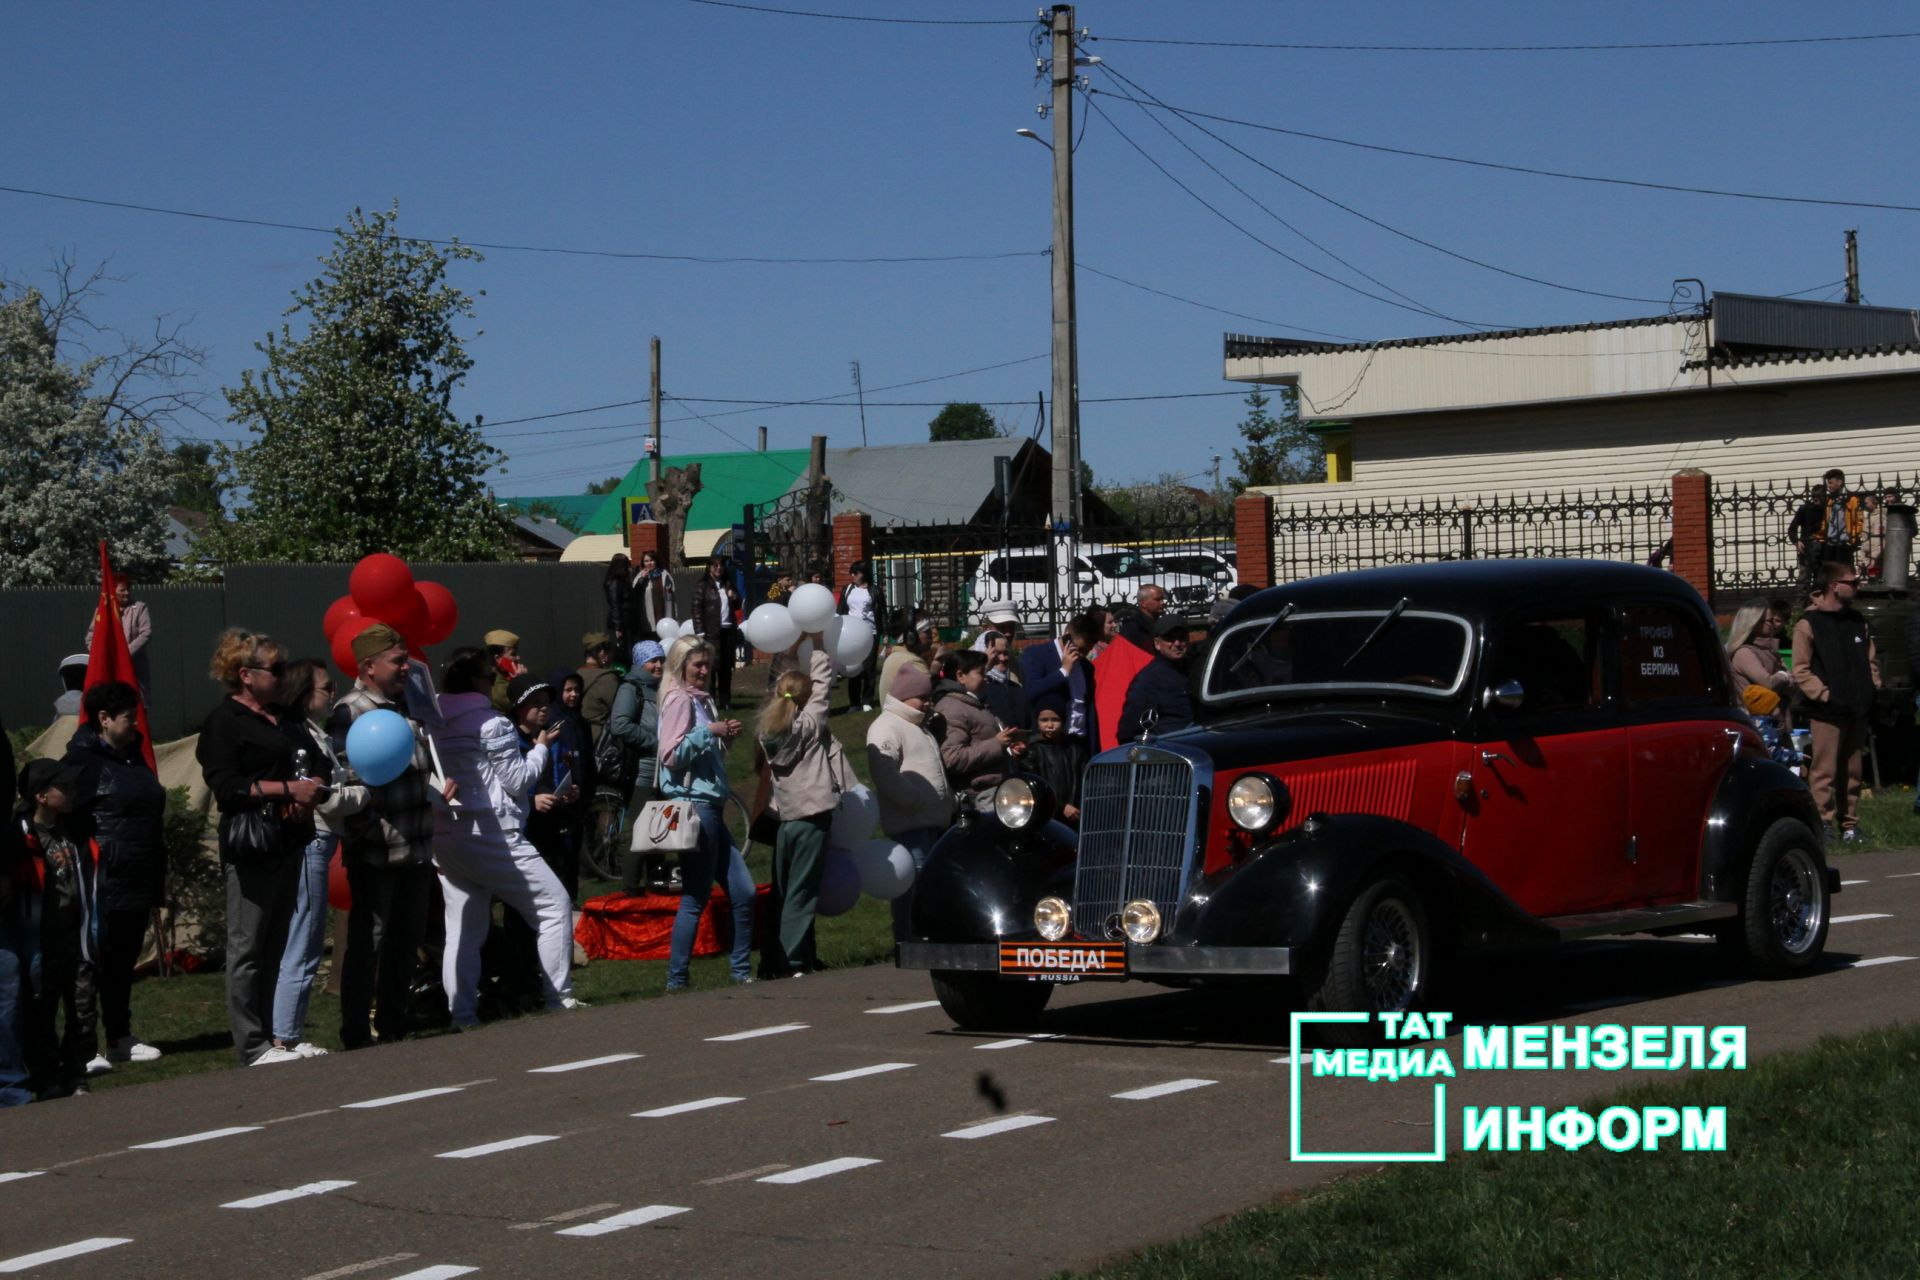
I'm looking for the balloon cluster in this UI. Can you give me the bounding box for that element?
[814,784,919,917]
[738,583,875,675]
[323,554,460,676]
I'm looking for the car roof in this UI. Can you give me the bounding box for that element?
[1237,560,1707,624]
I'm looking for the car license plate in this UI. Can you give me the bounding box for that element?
[998,941,1128,982]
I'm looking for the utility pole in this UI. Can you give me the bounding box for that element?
[1049,3,1081,530]
[851,359,868,447]
[1212,454,1222,496]
[649,336,663,485]
[1845,229,1861,305]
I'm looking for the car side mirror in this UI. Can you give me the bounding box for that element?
[1482,679,1525,711]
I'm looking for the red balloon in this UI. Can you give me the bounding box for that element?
[350,554,416,620]
[326,601,368,645]
[330,624,362,677]
[322,594,358,638]
[416,580,459,647]
[386,588,429,645]
[326,846,352,912]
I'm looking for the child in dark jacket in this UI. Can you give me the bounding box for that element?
[1025,695,1087,826]
[16,759,100,1097]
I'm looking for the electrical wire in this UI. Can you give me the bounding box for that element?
[1093,30,1920,53]
[685,0,1028,25]
[1077,261,1363,341]
[1085,94,1920,215]
[0,184,1048,265]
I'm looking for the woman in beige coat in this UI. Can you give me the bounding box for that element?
[865,664,952,941]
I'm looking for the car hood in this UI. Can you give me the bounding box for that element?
[1105,707,1461,772]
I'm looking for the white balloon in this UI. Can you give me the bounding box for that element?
[678,619,697,638]
[834,617,875,667]
[849,838,917,901]
[788,582,836,631]
[654,617,679,643]
[741,602,800,653]
[830,783,881,848]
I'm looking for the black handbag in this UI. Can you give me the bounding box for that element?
[220,808,284,861]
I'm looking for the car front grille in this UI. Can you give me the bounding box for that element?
[1073,749,1198,940]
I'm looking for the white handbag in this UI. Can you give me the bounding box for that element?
[631,797,701,853]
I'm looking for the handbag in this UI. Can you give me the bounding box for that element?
[220,808,284,861]
[630,797,701,853]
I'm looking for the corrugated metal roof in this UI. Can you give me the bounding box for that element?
[1225,313,1680,360]
[579,449,813,534]
[1692,339,1920,370]
[1712,292,1920,351]
[805,437,1047,524]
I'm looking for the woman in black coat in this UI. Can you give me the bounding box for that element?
[60,680,168,1071]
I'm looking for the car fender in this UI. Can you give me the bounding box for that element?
[1168,813,1553,958]
[905,814,1076,943]
[1699,755,1825,902]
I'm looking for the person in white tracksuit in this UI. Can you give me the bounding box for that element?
[428,652,578,1028]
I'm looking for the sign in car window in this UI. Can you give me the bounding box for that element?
[1620,604,1712,703]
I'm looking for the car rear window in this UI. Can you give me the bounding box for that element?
[1203,610,1472,702]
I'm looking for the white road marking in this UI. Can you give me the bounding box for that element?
[942,1114,1056,1140]
[1887,872,1920,879]
[1112,1078,1218,1101]
[509,1203,620,1231]
[1841,879,1869,886]
[0,1238,132,1272]
[436,1134,560,1160]
[1270,1054,1293,1065]
[700,1164,791,1186]
[974,1033,1062,1050]
[1849,955,1917,969]
[1832,914,1893,924]
[556,1205,692,1236]
[341,1086,464,1109]
[0,1173,42,1184]
[705,1023,808,1042]
[865,1000,942,1014]
[633,1097,744,1118]
[529,1053,641,1074]
[756,1157,882,1184]
[388,1268,478,1280]
[300,1253,419,1280]
[129,1125,261,1150]
[810,1062,915,1082]
[221,1180,356,1209]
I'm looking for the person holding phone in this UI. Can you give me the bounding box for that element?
[427,656,580,1029]
[933,649,1025,812]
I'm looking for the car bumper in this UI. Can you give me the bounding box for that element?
[896,941,1292,977]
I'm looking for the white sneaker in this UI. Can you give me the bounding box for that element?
[106,1036,162,1064]
[84,1054,113,1077]
[559,997,590,1011]
[250,1046,302,1066]
[289,1042,330,1059]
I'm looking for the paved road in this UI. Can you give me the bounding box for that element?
[4,850,1919,1279]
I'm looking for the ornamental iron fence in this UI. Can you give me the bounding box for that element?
[1709,472,1916,595]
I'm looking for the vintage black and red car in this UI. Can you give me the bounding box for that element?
[898,560,1838,1037]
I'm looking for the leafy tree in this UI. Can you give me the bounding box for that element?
[929,401,1007,442]
[205,204,510,563]
[1230,386,1323,492]
[169,441,226,517]
[0,260,199,586]
[586,474,623,495]
[1096,472,1213,527]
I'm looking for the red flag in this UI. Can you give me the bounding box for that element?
[85,540,157,772]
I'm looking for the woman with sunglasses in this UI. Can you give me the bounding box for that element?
[196,630,326,1066]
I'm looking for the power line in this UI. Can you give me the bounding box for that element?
[1078,261,1363,341]
[1093,30,1920,53]
[0,184,1048,265]
[1088,94,1920,215]
[684,0,1028,25]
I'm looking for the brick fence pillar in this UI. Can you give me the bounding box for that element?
[1669,468,1713,602]
[1234,492,1275,590]
[831,511,871,591]
[627,520,667,568]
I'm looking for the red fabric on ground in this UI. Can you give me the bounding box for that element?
[1092,633,1154,752]
[575,883,773,961]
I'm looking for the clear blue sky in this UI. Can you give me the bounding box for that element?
[6,1,1916,498]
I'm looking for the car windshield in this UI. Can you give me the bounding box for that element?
[1088,551,1158,577]
[1203,609,1472,702]
[1154,555,1224,577]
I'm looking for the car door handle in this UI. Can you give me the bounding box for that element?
[1479,751,1515,766]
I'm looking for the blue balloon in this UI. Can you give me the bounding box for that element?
[344,708,415,787]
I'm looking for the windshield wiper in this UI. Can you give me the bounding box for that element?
[1230,601,1295,673]
[1342,597,1409,669]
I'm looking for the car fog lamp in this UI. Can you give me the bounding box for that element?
[1227,774,1281,832]
[1122,899,1163,944]
[994,777,1037,829]
[1033,896,1071,941]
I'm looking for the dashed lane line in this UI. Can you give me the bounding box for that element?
[0,1238,133,1272]
[1849,955,1917,969]
[943,1115,1057,1140]
[129,1126,261,1150]
[388,1268,478,1280]
[1887,872,1920,879]
[706,1023,809,1042]
[1842,879,1869,886]
[510,1204,620,1231]
[865,1000,942,1014]
[1112,1078,1218,1101]
[299,1254,419,1280]
[633,1097,745,1118]
[1832,914,1893,924]
[756,1158,882,1184]
[528,1053,642,1074]
[437,1134,561,1160]
[810,1063,916,1082]
[556,1205,692,1237]
[341,1086,466,1110]
[221,1181,356,1209]
[700,1164,791,1186]
[0,1173,42,1185]
[974,1033,1062,1051]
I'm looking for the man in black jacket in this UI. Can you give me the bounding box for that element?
[1791,561,1880,842]
[0,717,34,1106]
[1117,615,1195,743]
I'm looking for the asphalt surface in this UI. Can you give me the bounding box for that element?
[4,849,1919,1279]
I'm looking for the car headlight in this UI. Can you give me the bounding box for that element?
[1122,899,1163,944]
[994,778,1037,829]
[1033,896,1070,941]
[1227,774,1285,833]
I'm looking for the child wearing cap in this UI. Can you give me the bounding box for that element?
[15,760,100,1097]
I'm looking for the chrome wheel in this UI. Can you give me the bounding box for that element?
[1769,845,1824,956]
[1362,897,1424,1012]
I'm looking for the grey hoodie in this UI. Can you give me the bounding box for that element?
[604,665,662,794]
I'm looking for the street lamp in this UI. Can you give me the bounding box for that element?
[1014,127,1051,151]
